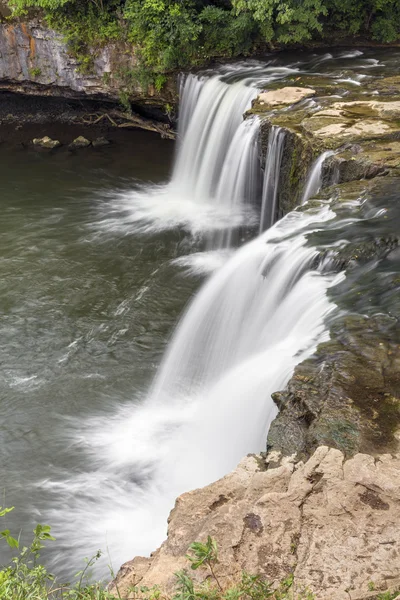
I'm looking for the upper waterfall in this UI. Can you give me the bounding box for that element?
[98,73,262,249]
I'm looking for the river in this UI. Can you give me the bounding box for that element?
[0,49,399,580]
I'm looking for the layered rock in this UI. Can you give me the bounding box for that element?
[0,16,176,112]
[111,446,400,600]
[252,75,400,216]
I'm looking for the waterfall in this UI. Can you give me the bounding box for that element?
[260,127,286,233]
[47,68,344,575]
[301,151,334,205]
[170,74,262,248]
[101,73,261,248]
[47,206,341,574]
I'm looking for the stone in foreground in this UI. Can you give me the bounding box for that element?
[92,137,111,147]
[110,446,400,600]
[69,136,91,149]
[32,136,61,149]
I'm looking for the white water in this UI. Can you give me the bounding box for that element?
[96,74,260,248]
[260,127,286,232]
[47,56,388,574]
[47,206,341,575]
[301,151,334,205]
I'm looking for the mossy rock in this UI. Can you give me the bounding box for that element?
[268,314,400,460]
[366,75,400,95]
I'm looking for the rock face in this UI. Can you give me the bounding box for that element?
[268,314,400,460]
[0,17,176,111]
[251,75,400,215]
[111,447,400,600]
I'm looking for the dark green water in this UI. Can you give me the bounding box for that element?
[0,131,203,572]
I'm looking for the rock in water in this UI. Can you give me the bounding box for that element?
[252,87,315,111]
[69,136,91,149]
[92,137,110,148]
[32,136,61,149]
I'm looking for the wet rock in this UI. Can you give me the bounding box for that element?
[32,135,60,149]
[92,136,110,147]
[69,135,91,149]
[303,117,392,142]
[110,447,400,600]
[268,314,400,460]
[255,76,400,197]
[333,100,400,120]
[367,75,400,95]
[252,87,315,112]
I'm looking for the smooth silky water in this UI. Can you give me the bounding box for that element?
[0,49,399,579]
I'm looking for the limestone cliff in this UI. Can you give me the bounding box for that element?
[0,10,176,113]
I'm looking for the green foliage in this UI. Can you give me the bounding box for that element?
[0,506,119,599]
[377,592,400,600]
[118,88,132,113]
[325,0,400,42]
[5,0,400,85]
[186,536,218,571]
[29,67,42,77]
[232,0,327,43]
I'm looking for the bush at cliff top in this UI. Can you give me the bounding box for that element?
[4,0,400,78]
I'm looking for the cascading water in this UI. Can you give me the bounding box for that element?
[260,126,286,233]
[100,74,261,252]
[42,65,349,575]
[301,151,334,205]
[47,205,341,575]
[4,48,399,581]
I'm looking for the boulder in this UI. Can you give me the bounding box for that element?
[92,136,110,147]
[32,136,61,149]
[69,136,91,149]
[110,447,400,600]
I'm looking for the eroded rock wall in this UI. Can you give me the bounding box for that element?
[0,15,176,111]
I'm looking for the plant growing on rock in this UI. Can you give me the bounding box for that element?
[171,536,314,600]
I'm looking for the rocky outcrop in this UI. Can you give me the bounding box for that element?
[0,17,176,113]
[252,75,400,217]
[111,446,400,600]
[267,171,400,461]
[268,314,400,460]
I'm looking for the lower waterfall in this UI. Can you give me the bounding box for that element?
[47,205,342,574]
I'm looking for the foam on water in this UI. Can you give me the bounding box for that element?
[44,206,342,575]
[95,75,260,244]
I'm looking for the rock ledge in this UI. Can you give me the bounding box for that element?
[111,446,400,600]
